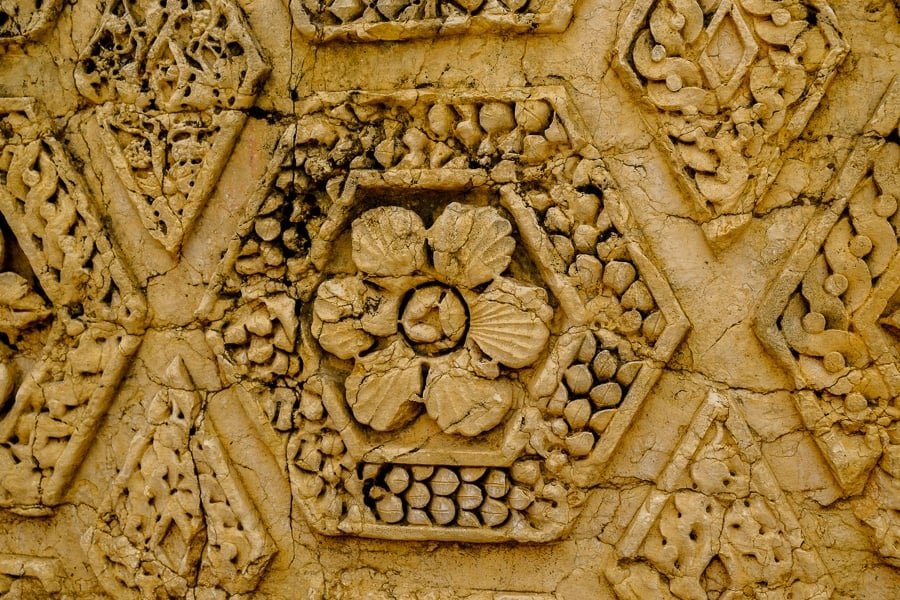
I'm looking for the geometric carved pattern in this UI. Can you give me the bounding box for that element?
[756,78,900,566]
[0,0,63,45]
[201,87,689,542]
[605,391,834,599]
[287,0,576,43]
[0,98,147,515]
[75,0,270,254]
[84,358,276,598]
[615,0,848,223]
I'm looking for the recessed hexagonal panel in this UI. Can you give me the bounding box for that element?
[0,98,148,514]
[285,0,575,43]
[74,0,270,255]
[201,87,690,542]
[615,0,848,222]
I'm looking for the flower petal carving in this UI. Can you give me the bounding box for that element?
[352,206,427,276]
[312,276,374,359]
[427,203,514,288]
[468,278,552,369]
[423,351,514,437]
[345,340,425,431]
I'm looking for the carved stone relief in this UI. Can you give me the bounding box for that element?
[0,0,897,597]
[615,0,848,244]
[0,0,63,44]
[200,87,689,542]
[286,0,576,42]
[0,98,147,514]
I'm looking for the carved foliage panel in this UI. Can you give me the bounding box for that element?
[755,78,900,568]
[287,0,576,42]
[606,392,833,600]
[0,98,147,513]
[616,0,848,221]
[84,358,276,599]
[74,0,270,255]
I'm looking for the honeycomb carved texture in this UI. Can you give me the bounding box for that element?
[0,0,897,598]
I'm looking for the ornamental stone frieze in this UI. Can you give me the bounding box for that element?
[0,0,897,598]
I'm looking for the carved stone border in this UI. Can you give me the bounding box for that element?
[286,0,576,43]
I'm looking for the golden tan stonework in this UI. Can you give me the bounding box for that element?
[0,0,897,597]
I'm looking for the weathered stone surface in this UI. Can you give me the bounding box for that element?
[0,0,897,597]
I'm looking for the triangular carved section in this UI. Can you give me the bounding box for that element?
[97,104,246,253]
[84,357,276,598]
[0,98,147,513]
[605,391,833,599]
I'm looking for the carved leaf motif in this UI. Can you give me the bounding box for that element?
[351,206,427,276]
[423,352,514,436]
[0,272,50,341]
[468,278,552,369]
[345,340,425,431]
[428,202,515,288]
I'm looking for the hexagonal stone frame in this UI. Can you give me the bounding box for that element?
[201,86,689,542]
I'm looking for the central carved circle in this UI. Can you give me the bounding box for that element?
[399,284,469,356]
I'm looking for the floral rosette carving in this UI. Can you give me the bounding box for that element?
[311,203,551,437]
[202,88,690,542]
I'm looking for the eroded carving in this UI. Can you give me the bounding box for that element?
[615,0,848,228]
[605,391,834,599]
[84,357,276,598]
[0,98,147,514]
[755,79,900,567]
[200,87,689,542]
[0,0,63,45]
[0,554,64,599]
[75,0,269,254]
[286,0,575,43]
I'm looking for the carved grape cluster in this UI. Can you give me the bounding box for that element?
[361,459,568,536]
[541,331,645,460]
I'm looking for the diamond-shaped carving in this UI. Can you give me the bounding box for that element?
[85,358,276,599]
[698,1,758,104]
[754,78,900,568]
[75,0,270,255]
[604,391,834,598]
[0,98,148,514]
[286,0,575,43]
[615,0,848,228]
[0,0,63,44]
[755,77,899,483]
[200,87,690,542]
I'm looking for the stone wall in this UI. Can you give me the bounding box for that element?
[0,0,897,597]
